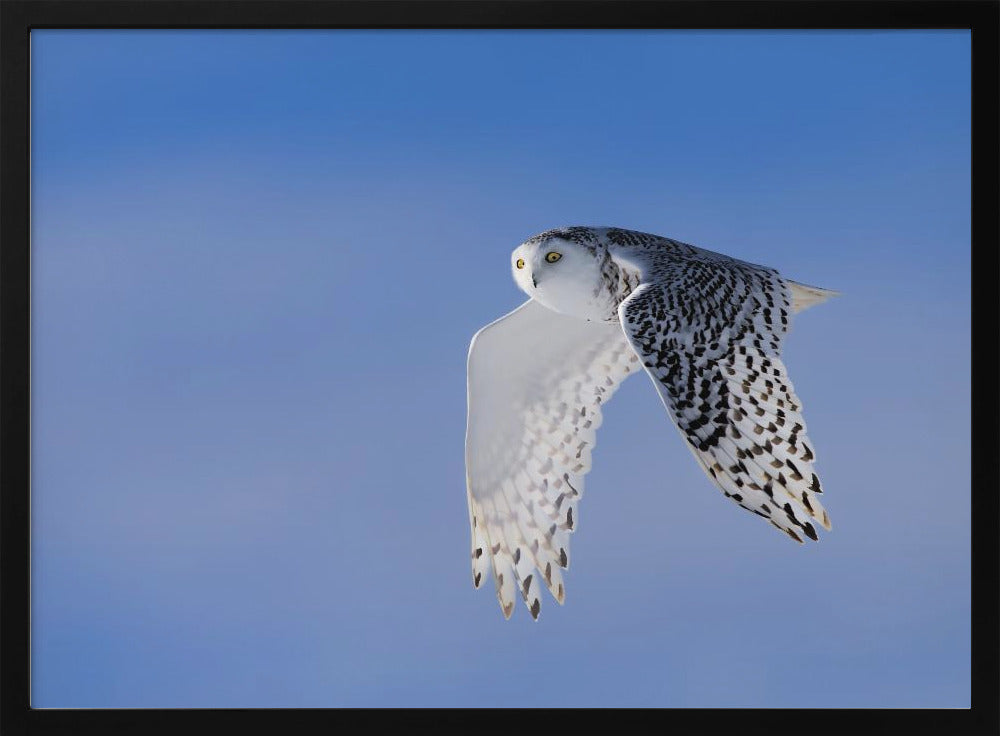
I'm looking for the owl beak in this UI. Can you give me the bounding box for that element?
[531,273,538,288]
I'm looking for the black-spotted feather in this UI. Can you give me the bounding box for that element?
[613,239,831,539]
[466,299,636,619]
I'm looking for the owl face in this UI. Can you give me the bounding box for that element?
[511,237,609,321]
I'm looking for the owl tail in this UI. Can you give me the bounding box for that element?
[787,280,839,314]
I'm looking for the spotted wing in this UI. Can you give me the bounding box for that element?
[616,257,831,544]
[465,299,639,619]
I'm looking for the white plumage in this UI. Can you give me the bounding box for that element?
[465,226,837,619]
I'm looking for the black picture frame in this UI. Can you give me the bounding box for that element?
[2,2,997,734]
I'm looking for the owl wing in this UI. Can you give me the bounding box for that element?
[614,250,831,544]
[466,299,639,619]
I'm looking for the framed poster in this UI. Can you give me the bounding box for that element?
[2,1,995,733]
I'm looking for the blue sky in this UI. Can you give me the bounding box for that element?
[31,30,970,707]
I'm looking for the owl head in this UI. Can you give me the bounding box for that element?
[511,229,612,321]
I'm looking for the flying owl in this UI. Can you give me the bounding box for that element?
[465,226,837,620]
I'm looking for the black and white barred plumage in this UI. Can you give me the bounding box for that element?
[465,226,837,620]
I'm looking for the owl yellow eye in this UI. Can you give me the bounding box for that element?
[545,252,562,263]
[515,258,525,269]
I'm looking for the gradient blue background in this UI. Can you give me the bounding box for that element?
[31,30,970,707]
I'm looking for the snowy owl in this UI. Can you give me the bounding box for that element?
[465,226,837,620]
